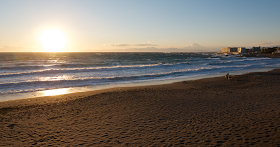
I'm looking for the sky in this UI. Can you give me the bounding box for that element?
[0,0,280,52]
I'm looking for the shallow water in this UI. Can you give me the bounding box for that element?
[1,52,280,101]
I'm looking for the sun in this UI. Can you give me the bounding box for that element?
[40,29,65,52]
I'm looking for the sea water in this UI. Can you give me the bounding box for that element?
[1,52,280,101]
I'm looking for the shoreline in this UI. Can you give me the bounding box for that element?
[0,67,278,108]
[1,69,280,146]
[0,66,277,103]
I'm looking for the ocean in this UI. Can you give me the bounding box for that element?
[1,52,280,101]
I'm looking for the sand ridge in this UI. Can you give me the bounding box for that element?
[1,70,280,146]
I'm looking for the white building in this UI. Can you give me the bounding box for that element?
[221,47,246,53]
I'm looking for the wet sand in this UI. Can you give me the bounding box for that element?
[1,69,280,146]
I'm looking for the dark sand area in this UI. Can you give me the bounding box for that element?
[1,69,280,146]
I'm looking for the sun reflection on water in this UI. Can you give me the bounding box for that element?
[43,88,69,96]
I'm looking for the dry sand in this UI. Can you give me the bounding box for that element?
[1,69,280,146]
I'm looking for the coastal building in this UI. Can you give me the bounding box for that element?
[219,46,280,54]
[262,47,279,53]
[220,47,246,54]
[237,47,246,53]
[252,46,261,52]
[273,49,280,54]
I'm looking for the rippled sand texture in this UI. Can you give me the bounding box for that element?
[1,69,280,146]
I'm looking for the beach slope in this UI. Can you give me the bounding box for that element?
[1,70,280,146]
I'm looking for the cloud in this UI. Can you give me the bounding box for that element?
[258,41,273,45]
[2,46,21,48]
[0,46,23,51]
[108,44,130,47]
[0,46,38,52]
[105,43,157,47]
[134,44,157,46]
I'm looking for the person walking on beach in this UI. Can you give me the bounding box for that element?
[225,72,229,79]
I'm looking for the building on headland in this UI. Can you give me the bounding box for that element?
[237,47,247,53]
[219,46,280,54]
[273,49,280,54]
[252,46,261,52]
[262,47,280,53]
[220,47,246,54]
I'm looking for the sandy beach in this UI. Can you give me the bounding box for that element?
[1,69,280,146]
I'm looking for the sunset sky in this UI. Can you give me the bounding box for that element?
[0,0,280,52]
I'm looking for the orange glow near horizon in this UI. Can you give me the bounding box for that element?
[40,29,65,52]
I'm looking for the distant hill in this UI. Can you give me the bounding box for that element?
[99,43,220,52]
